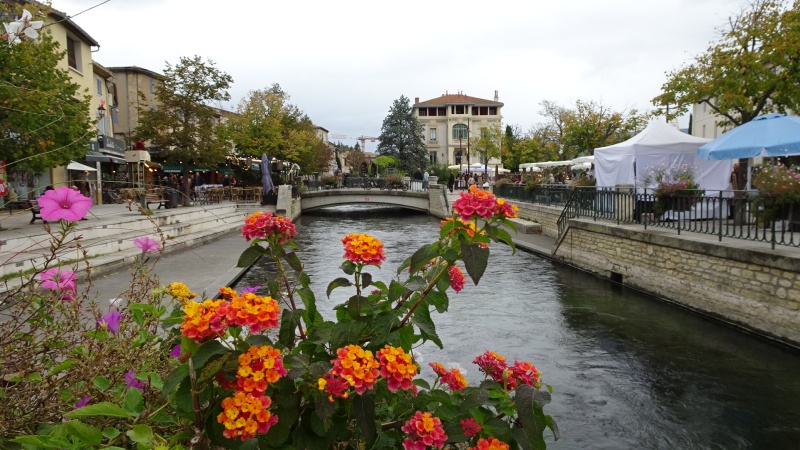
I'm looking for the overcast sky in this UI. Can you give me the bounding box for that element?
[53,0,748,151]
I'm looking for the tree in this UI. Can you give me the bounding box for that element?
[135,55,233,204]
[561,100,641,159]
[376,95,427,172]
[0,5,94,173]
[471,124,503,178]
[652,0,800,127]
[225,84,317,170]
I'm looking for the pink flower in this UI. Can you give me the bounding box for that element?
[37,187,92,222]
[171,344,181,358]
[460,417,482,437]
[73,395,90,409]
[125,370,145,391]
[39,267,76,292]
[98,310,123,333]
[133,236,161,254]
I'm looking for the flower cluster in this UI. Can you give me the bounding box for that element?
[166,282,196,302]
[236,345,287,395]
[342,233,386,266]
[180,299,224,341]
[318,345,380,400]
[468,437,510,450]
[448,265,465,293]
[38,267,76,301]
[430,362,468,391]
[179,287,280,341]
[242,211,297,243]
[2,9,43,45]
[451,185,518,222]
[377,345,418,392]
[401,411,448,450]
[752,163,800,204]
[441,217,488,248]
[473,350,541,391]
[460,417,482,437]
[212,290,281,333]
[217,391,278,441]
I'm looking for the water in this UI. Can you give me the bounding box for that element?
[236,206,800,449]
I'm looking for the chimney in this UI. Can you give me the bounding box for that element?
[494,90,499,102]
[415,97,419,104]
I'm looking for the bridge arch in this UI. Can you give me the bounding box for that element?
[300,189,431,213]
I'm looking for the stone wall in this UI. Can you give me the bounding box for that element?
[513,202,561,237]
[555,219,800,346]
[428,185,450,219]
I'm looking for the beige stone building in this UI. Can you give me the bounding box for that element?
[412,91,503,166]
[106,66,165,146]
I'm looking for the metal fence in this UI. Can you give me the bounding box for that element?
[495,184,800,249]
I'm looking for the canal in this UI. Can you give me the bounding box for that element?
[236,206,800,449]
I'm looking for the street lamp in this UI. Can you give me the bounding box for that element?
[97,104,106,118]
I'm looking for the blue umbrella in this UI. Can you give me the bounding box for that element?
[261,154,274,194]
[697,114,800,160]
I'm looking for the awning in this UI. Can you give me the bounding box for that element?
[67,161,97,171]
[85,149,127,164]
[160,163,212,173]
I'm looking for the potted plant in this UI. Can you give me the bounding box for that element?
[641,164,702,216]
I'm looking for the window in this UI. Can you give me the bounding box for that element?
[437,107,446,116]
[428,107,437,116]
[702,124,706,138]
[418,108,427,116]
[66,37,80,71]
[96,77,103,96]
[429,152,437,164]
[452,124,468,140]
[430,128,436,141]
[111,107,118,124]
[150,79,156,94]
[455,150,462,165]
[489,107,497,115]
[455,105,465,114]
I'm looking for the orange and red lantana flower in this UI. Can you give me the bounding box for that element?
[242,211,297,243]
[318,344,380,400]
[468,437,510,450]
[236,345,287,395]
[342,233,386,266]
[180,299,224,341]
[448,265,466,293]
[429,362,467,391]
[401,411,448,450]
[451,185,518,222]
[473,350,542,391]
[217,391,278,441]
[377,345,418,392]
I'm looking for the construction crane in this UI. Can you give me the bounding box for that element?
[329,134,381,151]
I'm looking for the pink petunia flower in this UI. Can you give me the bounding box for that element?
[171,344,181,358]
[37,187,92,222]
[39,267,76,292]
[133,236,161,254]
[125,370,146,391]
[98,310,123,333]
[73,395,90,409]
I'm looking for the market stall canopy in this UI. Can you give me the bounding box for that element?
[572,155,595,164]
[697,114,800,160]
[447,163,483,171]
[594,120,732,191]
[571,162,592,170]
[471,164,511,173]
[518,163,543,172]
[67,161,97,171]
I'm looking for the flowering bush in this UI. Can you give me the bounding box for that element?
[750,163,800,222]
[640,164,702,215]
[9,186,559,449]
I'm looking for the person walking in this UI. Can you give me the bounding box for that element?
[422,169,429,191]
[448,173,455,193]
[414,168,423,191]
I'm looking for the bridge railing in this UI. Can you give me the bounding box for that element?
[496,184,800,249]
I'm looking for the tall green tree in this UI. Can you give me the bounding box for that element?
[226,84,317,170]
[652,0,800,127]
[471,124,503,177]
[376,95,426,172]
[0,5,93,173]
[135,55,232,203]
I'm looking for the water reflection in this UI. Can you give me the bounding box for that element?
[236,206,800,449]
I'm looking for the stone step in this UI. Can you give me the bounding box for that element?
[507,217,542,234]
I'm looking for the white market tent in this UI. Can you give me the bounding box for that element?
[594,120,733,191]
[67,161,97,172]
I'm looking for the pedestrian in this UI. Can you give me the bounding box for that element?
[448,173,455,193]
[422,169,429,191]
[414,168,423,191]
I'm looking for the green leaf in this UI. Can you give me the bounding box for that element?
[93,375,111,391]
[64,420,103,446]
[102,427,121,440]
[285,251,303,272]
[495,227,516,254]
[64,402,131,419]
[461,243,490,285]
[11,436,48,447]
[514,385,548,450]
[298,286,323,326]
[361,271,373,288]
[190,339,228,372]
[245,334,273,347]
[409,244,439,273]
[388,280,407,303]
[123,387,144,417]
[340,260,356,275]
[330,321,367,350]
[279,309,302,348]
[162,363,189,397]
[48,358,76,375]
[237,245,266,268]
[353,392,377,446]
[346,295,370,318]
[126,424,154,444]
[412,378,431,390]
[411,306,442,349]
[326,277,352,298]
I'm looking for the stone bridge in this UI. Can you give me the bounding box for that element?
[292,186,450,218]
